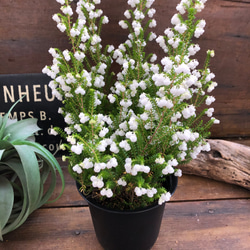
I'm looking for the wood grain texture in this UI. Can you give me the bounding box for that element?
[2,199,250,250]
[181,139,250,190]
[1,155,250,249]
[45,138,250,209]
[156,199,250,250]
[0,0,249,138]
[44,163,250,209]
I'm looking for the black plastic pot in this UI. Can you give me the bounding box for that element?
[76,175,178,250]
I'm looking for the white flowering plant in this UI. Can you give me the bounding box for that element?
[43,0,219,210]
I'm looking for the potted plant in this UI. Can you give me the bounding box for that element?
[43,0,219,249]
[0,100,65,241]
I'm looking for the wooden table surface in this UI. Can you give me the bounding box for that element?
[1,164,250,250]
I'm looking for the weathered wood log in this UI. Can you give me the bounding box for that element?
[181,139,250,190]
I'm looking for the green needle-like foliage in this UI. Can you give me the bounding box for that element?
[44,0,219,210]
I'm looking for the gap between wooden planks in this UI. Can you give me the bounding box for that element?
[43,164,250,209]
[1,164,250,250]
[2,199,250,250]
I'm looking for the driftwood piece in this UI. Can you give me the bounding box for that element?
[181,139,250,190]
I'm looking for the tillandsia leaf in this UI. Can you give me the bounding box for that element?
[6,118,18,127]
[0,102,65,239]
[3,118,40,142]
[0,149,18,165]
[0,176,14,241]
[0,150,4,161]
[13,140,65,204]
[0,96,25,140]
[0,115,2,129]
[37,161,57,207]
[1,159,32,236]
[0,140,13,152]
[12,145,41,213]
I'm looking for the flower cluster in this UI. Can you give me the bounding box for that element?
[44,0,219,210]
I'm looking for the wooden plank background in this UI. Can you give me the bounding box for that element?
[2,166,250,250]
[2,200,250,250]
[42,165,250,209]
[0,0,249,138]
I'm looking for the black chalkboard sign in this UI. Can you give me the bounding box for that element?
[0,73,65,155]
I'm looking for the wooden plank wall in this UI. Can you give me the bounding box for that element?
[0,0,249,138]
